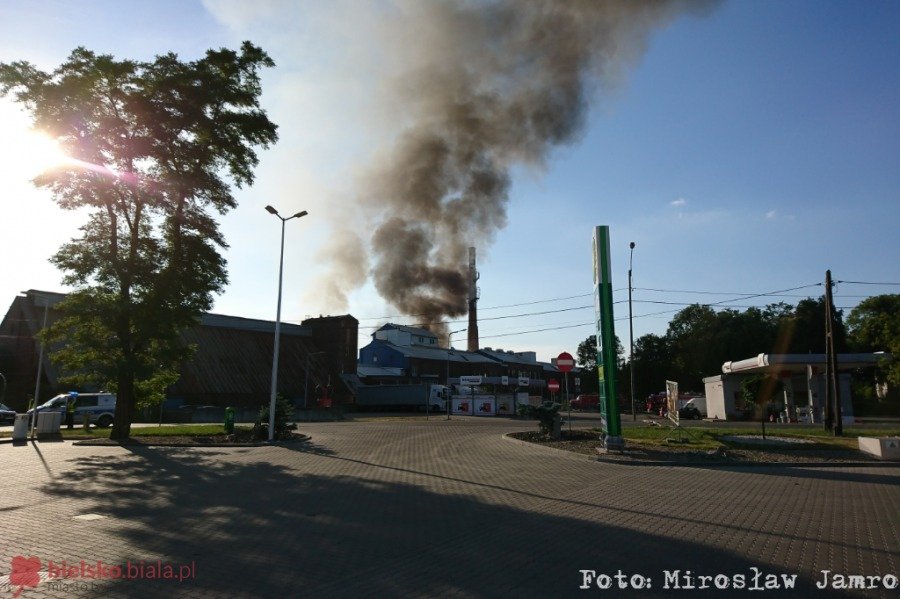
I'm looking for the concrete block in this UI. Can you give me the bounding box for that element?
[858,437,900,460]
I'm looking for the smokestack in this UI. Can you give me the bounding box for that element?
[467,247,480,352]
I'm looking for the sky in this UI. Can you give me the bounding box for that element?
[1,0,898,363]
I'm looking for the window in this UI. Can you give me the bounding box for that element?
[76,397,98,408]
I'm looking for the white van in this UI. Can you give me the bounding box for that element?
[28,393,117,428]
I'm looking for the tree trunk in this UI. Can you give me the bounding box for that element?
[110,366,134,441]
[110,288,136,441]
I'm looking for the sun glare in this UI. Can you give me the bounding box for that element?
[0,103,72,181]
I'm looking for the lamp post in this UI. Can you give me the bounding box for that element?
[628,242,636,422]
[265,205,308,442]
[23,291,52,438]
[446,327,466,420]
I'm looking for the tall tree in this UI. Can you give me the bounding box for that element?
[666,304,719,390]
[1,43,278,439]
[631,333,675,401]
[847,294,900,386]
[778,296,848,355]
[576,334,623,395]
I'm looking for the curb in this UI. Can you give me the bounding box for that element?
[72,434,312,448]
[501,432,900,468]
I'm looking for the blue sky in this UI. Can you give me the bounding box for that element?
[1,1,898,363]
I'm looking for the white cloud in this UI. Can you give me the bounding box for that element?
[765,209,777,220]
[670,198,687,207]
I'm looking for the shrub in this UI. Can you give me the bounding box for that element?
[257,396,295,440]
[533,401,561,436]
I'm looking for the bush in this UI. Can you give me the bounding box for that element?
[257,396,295,440]
[533,401,561,437]
[517,404,535,418]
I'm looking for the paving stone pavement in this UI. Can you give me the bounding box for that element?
[0,417,897,598]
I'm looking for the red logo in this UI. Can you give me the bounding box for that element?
[10,556,41,598]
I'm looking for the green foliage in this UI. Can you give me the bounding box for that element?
[533,401,561,436]
[576,335,598,372]
[632,333,675,400]
[257,396,296,440]
[781,297,848,354]
[848,294,900,386]
[0,43,278,440]
[739,374,783,416]
[577,334,623,395]
[659,298,848,392]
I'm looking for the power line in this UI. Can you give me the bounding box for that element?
[354,292,595,321]
[480,322,594,340]
[348,281,872,326]
[357,304,595,330]
[341,282,886,343]
[633,287,840,298]
[836,280,900,286]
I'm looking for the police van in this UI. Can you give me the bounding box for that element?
[28,393,117,428]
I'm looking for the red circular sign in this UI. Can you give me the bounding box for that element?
[556,351,575,373]
[548,379,560,392]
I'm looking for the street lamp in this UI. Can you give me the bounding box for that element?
[22,291,52,438]
[445,328,466,420]
[265,205,308,442]
[628,242,636,422]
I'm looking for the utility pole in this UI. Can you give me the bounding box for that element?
[824,270,842,436]
[628,242,636,421]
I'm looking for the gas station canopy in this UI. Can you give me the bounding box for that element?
[721,352,890,375]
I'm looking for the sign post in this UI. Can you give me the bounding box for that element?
[592,226,624,450]
[547,379,560,396]
[557,352,575,433]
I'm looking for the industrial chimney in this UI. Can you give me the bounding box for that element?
[467,247,480,352]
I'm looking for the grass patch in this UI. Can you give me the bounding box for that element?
[619,425,900,450]
[1,423,251,440]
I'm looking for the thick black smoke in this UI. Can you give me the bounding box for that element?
[331,0,718,330]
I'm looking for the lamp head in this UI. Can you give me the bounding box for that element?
[265,205,278,215]
[629,241,635,249]
[292,210,309,219]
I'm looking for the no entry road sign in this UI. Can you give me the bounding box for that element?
[556,352,575,373]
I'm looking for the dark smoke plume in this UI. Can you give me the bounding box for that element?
[332,0,718,331]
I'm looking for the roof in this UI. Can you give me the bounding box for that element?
[369,340,496,364]
[377,323,438,339]
[358,365,404,378]
[201,312,308,336]
[479,348,535,366]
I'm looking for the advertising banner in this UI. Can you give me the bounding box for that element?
[666,380,679,425]
[474,398,496,416]
[495,395,514,415]
[452,398,472,415]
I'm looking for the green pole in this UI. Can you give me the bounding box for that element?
[593,226,624,450]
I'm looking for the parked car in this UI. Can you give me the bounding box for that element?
[678,404,703,420]
[0,403,15,425]
[570,394,599,410]
[26,393,117,427]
